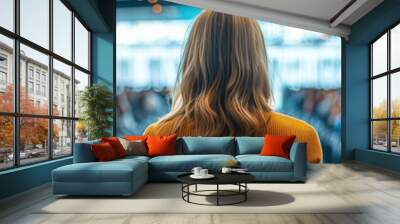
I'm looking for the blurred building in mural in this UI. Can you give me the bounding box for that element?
[116,5,342,163]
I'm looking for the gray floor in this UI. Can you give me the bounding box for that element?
[1,162,400,224]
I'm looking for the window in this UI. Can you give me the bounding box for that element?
[20,0,49,49]
[28,67,34,80]
[370,23,400,154]
[53,59,72,117]
[0,0,14,32]
[28,81,34,94]
[0,0,91,170]
[53,0,72,60]
[36,84,40,95]
[0,71,6,85]
[0,55,7,67]
[42,85,46,97]
[74,18,89,70]
[0,35,13,113]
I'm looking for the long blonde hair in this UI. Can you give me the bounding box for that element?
[152,10,273,136]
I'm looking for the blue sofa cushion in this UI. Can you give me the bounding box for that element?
[235,137,263,155]
[236,155,293,172]
[149,154,235,172]
[53,158,147,183]
[178,137,235,155]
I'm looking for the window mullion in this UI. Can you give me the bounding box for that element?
[71,10,76,155]
[48,0,54,160]
[388,30,391,153]
[13,0,21,167]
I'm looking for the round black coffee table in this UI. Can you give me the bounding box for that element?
[177,173,255,206]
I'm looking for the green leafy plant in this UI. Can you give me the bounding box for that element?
[79,84,113,140]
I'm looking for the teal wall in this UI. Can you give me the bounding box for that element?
[344,0,400,171]
[92,33,114,87]
[0,0,115,200]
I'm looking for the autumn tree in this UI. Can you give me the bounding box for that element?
[372,99,400,144]
[0,84,60,152]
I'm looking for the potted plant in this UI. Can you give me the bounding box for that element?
[79,84,114,140]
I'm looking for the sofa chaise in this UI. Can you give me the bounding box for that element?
[52,137,307,196]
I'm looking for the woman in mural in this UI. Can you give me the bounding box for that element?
[144,10,322,163]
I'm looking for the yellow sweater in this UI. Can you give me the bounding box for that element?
[144,111,322,163]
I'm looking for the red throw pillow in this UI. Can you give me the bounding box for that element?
[146,135,177,157]
[101,137,127,158]
[260,135,296,159]
[91,142,117,162]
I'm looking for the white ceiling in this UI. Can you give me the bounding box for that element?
[167,0,384,38]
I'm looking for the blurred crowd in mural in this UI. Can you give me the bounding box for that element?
[116,4,342,162]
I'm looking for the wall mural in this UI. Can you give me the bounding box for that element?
[116,4,341,163]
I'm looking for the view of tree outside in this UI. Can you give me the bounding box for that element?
[0,85,63,168]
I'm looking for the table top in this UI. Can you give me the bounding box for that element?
[177,172,255,185]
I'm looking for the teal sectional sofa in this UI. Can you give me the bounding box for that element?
[52,137,307,196]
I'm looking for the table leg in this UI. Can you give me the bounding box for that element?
[195,184,198,192]
[245,183,247,201]
[217,184,219,206]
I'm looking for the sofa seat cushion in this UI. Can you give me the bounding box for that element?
[53,158,147,183]
[236,155,293,172]
[149,154,235,172]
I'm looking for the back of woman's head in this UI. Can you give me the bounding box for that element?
[153,10,273,136]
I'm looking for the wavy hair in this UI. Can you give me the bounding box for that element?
[152,10,273,136]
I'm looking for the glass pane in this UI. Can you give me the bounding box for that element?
[53,0,72,60]
[20,44,49,115]
[0,34,14,112]
[20,0,49,49]
[391,120,400,153]
[391,72,400,118]
[372,33,387,76]
[20,117,49,165]
[372,121,388,151]
[74,69,89,118]
[391,24,400,70]
[74,18,89,70]
[0,0,14,31]
[0,116,13,170]
[75,120,88,143]
[53,119,72,157]
[53,59,72,117]
[372,77,387,119]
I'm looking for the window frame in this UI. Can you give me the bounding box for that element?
[0,0,92,171]
[370,20,400,154]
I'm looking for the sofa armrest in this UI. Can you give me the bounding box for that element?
[73,140,100,163]
[290,142,307,182]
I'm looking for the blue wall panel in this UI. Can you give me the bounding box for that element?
[0,158,72,199]
[92,32,114,87]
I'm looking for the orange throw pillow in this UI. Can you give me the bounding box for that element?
[260,135,296,159]
[146,135,177,157]
[101,137,127,158]
[91,142,117,161]
[124,135,147,142]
